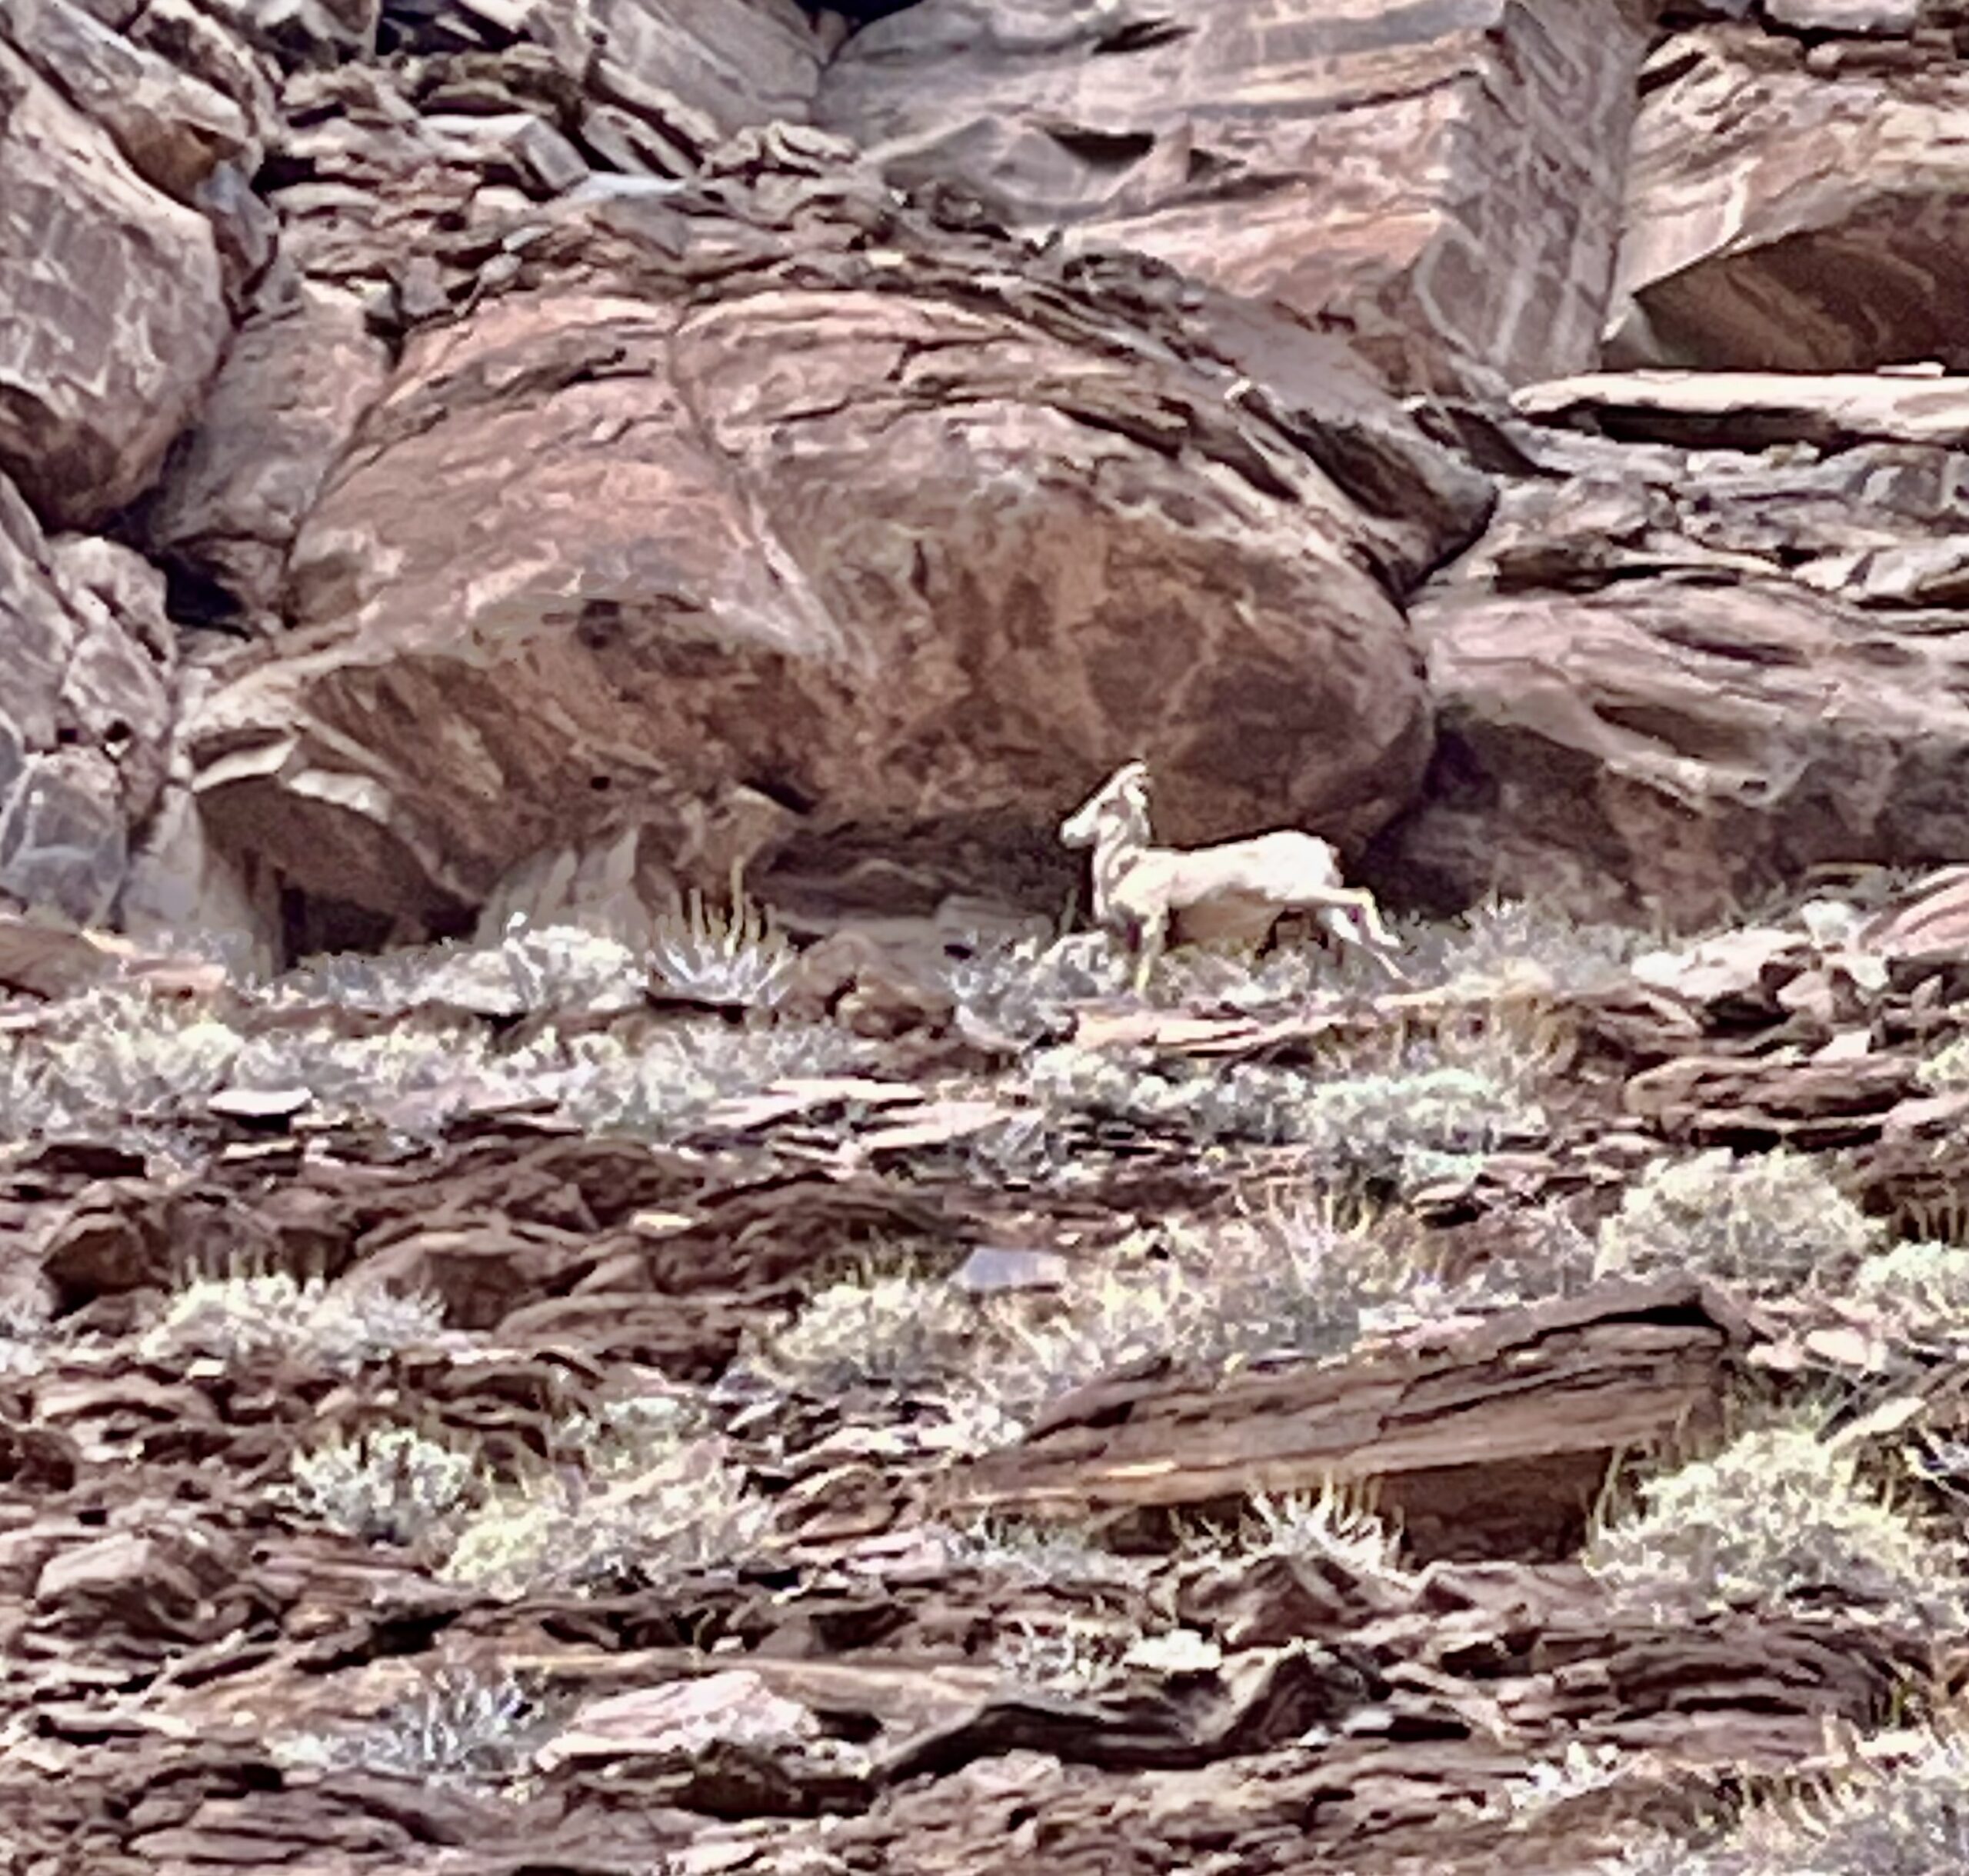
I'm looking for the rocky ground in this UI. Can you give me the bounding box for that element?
[7,878,1969,1873]
[15,0,1969,1869]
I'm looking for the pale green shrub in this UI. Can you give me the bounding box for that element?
[1854,1240,1969,1341]
[1026,1041,1544,1183]
[1609,1724,1969,1875]
[280,921,646,1018]
[144,1272,446,1371]
[1584,1417,1960,1624]
[751,1271,981,1393]
[271,1667,545,1786]
[555,1021,871,1138]
[1596,1150,1879,1289]
[1919,1033,1969,1093]
[282,1424,486,1547]
[443,1438,767,1597]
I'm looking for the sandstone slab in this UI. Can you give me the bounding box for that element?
[1608,25,1969,371]
[139,272,392,629]
[1377,423,1969,923]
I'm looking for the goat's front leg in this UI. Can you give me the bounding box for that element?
[1130,908,1167,996]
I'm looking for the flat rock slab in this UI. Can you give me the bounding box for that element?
[945,1281,1750,1561]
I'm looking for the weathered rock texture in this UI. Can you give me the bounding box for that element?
[1378,378,1969,919]
[0,477,175,925]
[817,0,1654,395]
[1609,23,1969,372]
[10,0,1969,938]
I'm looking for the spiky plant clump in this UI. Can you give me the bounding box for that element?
[1583,1416,1961,1624]
[271,1668,546,1787]
[1595,1149,1880,1290]
[282,1424,487,1548]
[751,1271,982,1393]
[648,888,797,1011]
[442,1438,767,1597]
[144,1272,446,1372]
[1240,1486,1408,1579]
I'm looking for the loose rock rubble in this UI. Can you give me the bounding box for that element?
[0,873,1964,1871]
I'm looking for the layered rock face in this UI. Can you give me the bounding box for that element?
[818,0,1655,395]
[11,0,1969,949]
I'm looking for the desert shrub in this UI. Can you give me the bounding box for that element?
[1026,1039,1544,1185]
[929,1516,1154,1589]
[555,1021,872,1138]
[1583,1415,1961,1624]
[282,1424,487,1547]
[1609,1724,1969,1876]
[989,1614,1125,1693]
[1921,1034,1969,1093]
[144,1272,446,1371]
[0,987,244,1134]
[443,1437,767,1597]
[940,933,1128,1041]
[1595,1150,1879,1289]
[272,1667,547,1786]
[751,1270,982,1393]
[1401,895,1652,995]
[991,1205,1414,1415]
[278,920,646,1018]
[223,1017,528,1119]
[647,889,796,1011]
[1853,1240,1969,1342]
[1290,1055,1545,1188]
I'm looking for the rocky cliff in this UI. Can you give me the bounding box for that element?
[14,0,1969,965]
[14,7,1969,1874]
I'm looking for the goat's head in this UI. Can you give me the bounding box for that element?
[1060,759,1152,850]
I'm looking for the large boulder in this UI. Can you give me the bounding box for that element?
[0,475,176,926]
[1608,25,1969,371]
[182,154,1491,937]
[0,38,233,529]
[816,0,1654,394]
[138,272,391,630]
[1377,383,1969,924]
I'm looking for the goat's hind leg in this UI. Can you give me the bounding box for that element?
[1317,883,1400,951]
[1318,905,1408,983]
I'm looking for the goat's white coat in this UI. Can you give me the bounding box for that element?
[1059,761,1402,988]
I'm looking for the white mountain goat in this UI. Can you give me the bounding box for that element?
[1058,760,1405,991]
